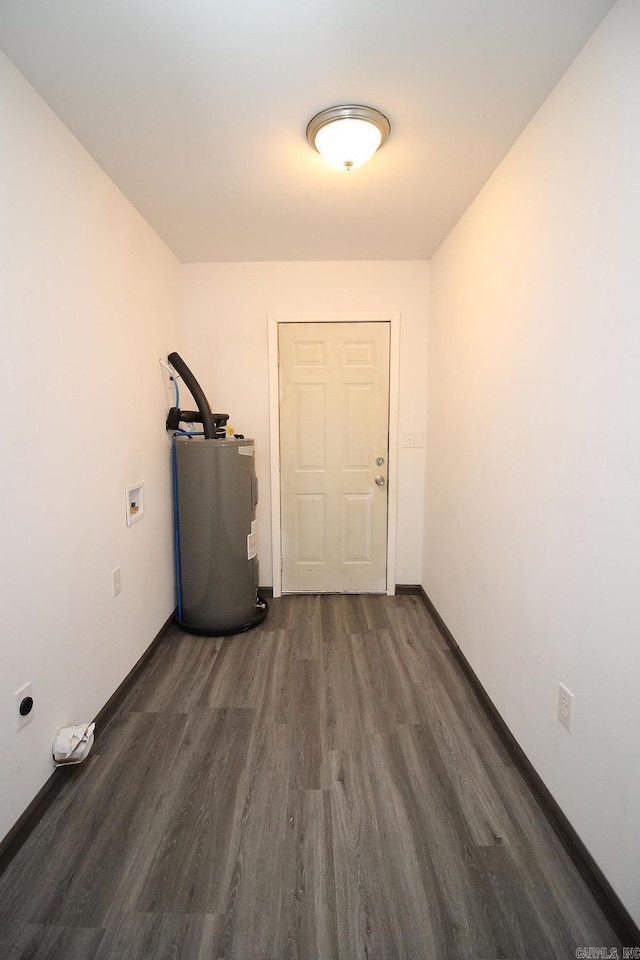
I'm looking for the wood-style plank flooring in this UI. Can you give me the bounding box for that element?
[0,595,623,959]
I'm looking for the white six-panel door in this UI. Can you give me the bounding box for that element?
[279,322,390,593]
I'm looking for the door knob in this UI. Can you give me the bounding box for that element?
[375,475,385,486]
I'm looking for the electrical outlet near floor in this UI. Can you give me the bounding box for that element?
[558,683,574,732]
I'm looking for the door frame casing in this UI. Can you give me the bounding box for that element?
[268,313,400,598]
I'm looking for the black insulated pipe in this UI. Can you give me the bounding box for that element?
[167,351,216,439]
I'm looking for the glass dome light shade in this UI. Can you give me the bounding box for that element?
[314,118,382,171]
[306,105,391,171]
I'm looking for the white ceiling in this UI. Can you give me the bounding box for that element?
[0,0,616,263]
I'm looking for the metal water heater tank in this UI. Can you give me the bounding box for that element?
[174,435,261,634]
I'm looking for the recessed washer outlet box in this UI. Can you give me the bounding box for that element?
[125,482,144,526]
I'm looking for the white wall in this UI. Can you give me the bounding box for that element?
[0,53,180,839]
[181,261,429,587]
[424,0,640,925]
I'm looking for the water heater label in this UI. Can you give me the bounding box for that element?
[247,520,257,559]
[238,446,254,456]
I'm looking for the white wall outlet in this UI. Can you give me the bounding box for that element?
[112,566,122,597]
[15,681,34,731]
[402,432,415,448]
[558,683,574,732]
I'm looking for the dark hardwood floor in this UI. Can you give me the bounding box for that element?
[0,595,623,959]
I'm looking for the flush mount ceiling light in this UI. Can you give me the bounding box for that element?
[306,104,391,172]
